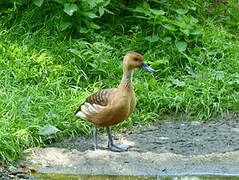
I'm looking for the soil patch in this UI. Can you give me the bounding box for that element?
[19,115,239,176]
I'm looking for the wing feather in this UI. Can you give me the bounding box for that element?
[75,88,114,120]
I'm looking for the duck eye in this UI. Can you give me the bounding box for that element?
[134,58,139,62]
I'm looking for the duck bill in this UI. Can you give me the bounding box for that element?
[140,63,156,72]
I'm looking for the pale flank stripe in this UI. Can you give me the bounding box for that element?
[81,104,90,115]
[75,111,87,119]
[75,102,106,120]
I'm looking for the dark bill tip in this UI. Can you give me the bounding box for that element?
[140,63,156,73]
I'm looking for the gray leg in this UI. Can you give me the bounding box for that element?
[93,127,98,150]
[106,126,128,152]
[106,126,113,147]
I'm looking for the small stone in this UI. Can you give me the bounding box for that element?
[16,174,29,179]
[8,174,15,178]
[8,165,17,173]
[191,121,201,126]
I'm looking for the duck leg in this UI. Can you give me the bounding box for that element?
[93,127,99,150]
[106,126,128,152]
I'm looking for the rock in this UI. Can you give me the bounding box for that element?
[191,121,201,126]
[16,173,29,179]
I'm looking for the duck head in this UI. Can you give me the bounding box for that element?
[123,52,155,72]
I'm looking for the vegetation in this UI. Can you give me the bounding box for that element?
[0,0,238,164]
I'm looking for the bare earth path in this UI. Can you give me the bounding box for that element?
[20,115,239,176]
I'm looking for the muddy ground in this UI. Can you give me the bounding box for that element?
[19,114,239,177]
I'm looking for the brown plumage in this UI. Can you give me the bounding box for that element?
[75,51,155,151]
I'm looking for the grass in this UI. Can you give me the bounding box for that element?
[0,3,238,164]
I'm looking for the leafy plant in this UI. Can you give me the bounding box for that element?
[129,1,203,53]
[33,0,112,32]
[0,0,112,33]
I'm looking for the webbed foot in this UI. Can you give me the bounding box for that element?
[108,144,128,152]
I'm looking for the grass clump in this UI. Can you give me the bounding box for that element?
[0,1,238,164]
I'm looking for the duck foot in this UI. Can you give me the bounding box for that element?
[108,144,128,152]
[93,126,129,152]
[106,126,128,152]
[94,145,128,152]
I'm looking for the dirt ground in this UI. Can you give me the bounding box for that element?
[19,114,239,176]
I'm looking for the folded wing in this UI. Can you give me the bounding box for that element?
[75,88,113,120]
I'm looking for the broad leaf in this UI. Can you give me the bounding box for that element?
[175,9,188,15]
[69,48,81,55]
[190,29,203,35]
[79,28,89,33]
[180,29,190,36]
[150,9,165,16]
[64,3,78,16]
[38,125,60,136]
[104,8,114,15]
[60,22,71,31]
[144,35,159,42]
[189,6,196,11]
[85,21,100,29]
[134,7,147,13]
[190,16,199,24]
[101,0,110,7]
[87,0,105,8]
[175,41,187,52]
[171,79,186,87]
[33,0,44,7]
[87,12,98,19]
[53,0,63,4]
[134,16,149,19]
[162,24,177,31]
[99,7,105,16]
[164,36,172,41]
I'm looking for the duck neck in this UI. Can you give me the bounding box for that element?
[120,68,133,87]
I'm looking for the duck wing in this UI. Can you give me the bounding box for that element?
[75,88,114,120]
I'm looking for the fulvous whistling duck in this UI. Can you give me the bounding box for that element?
[75,52,155,152]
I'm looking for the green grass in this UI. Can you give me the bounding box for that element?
[0,3,238,164]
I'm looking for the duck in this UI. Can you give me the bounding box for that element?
[75,51,155,152]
